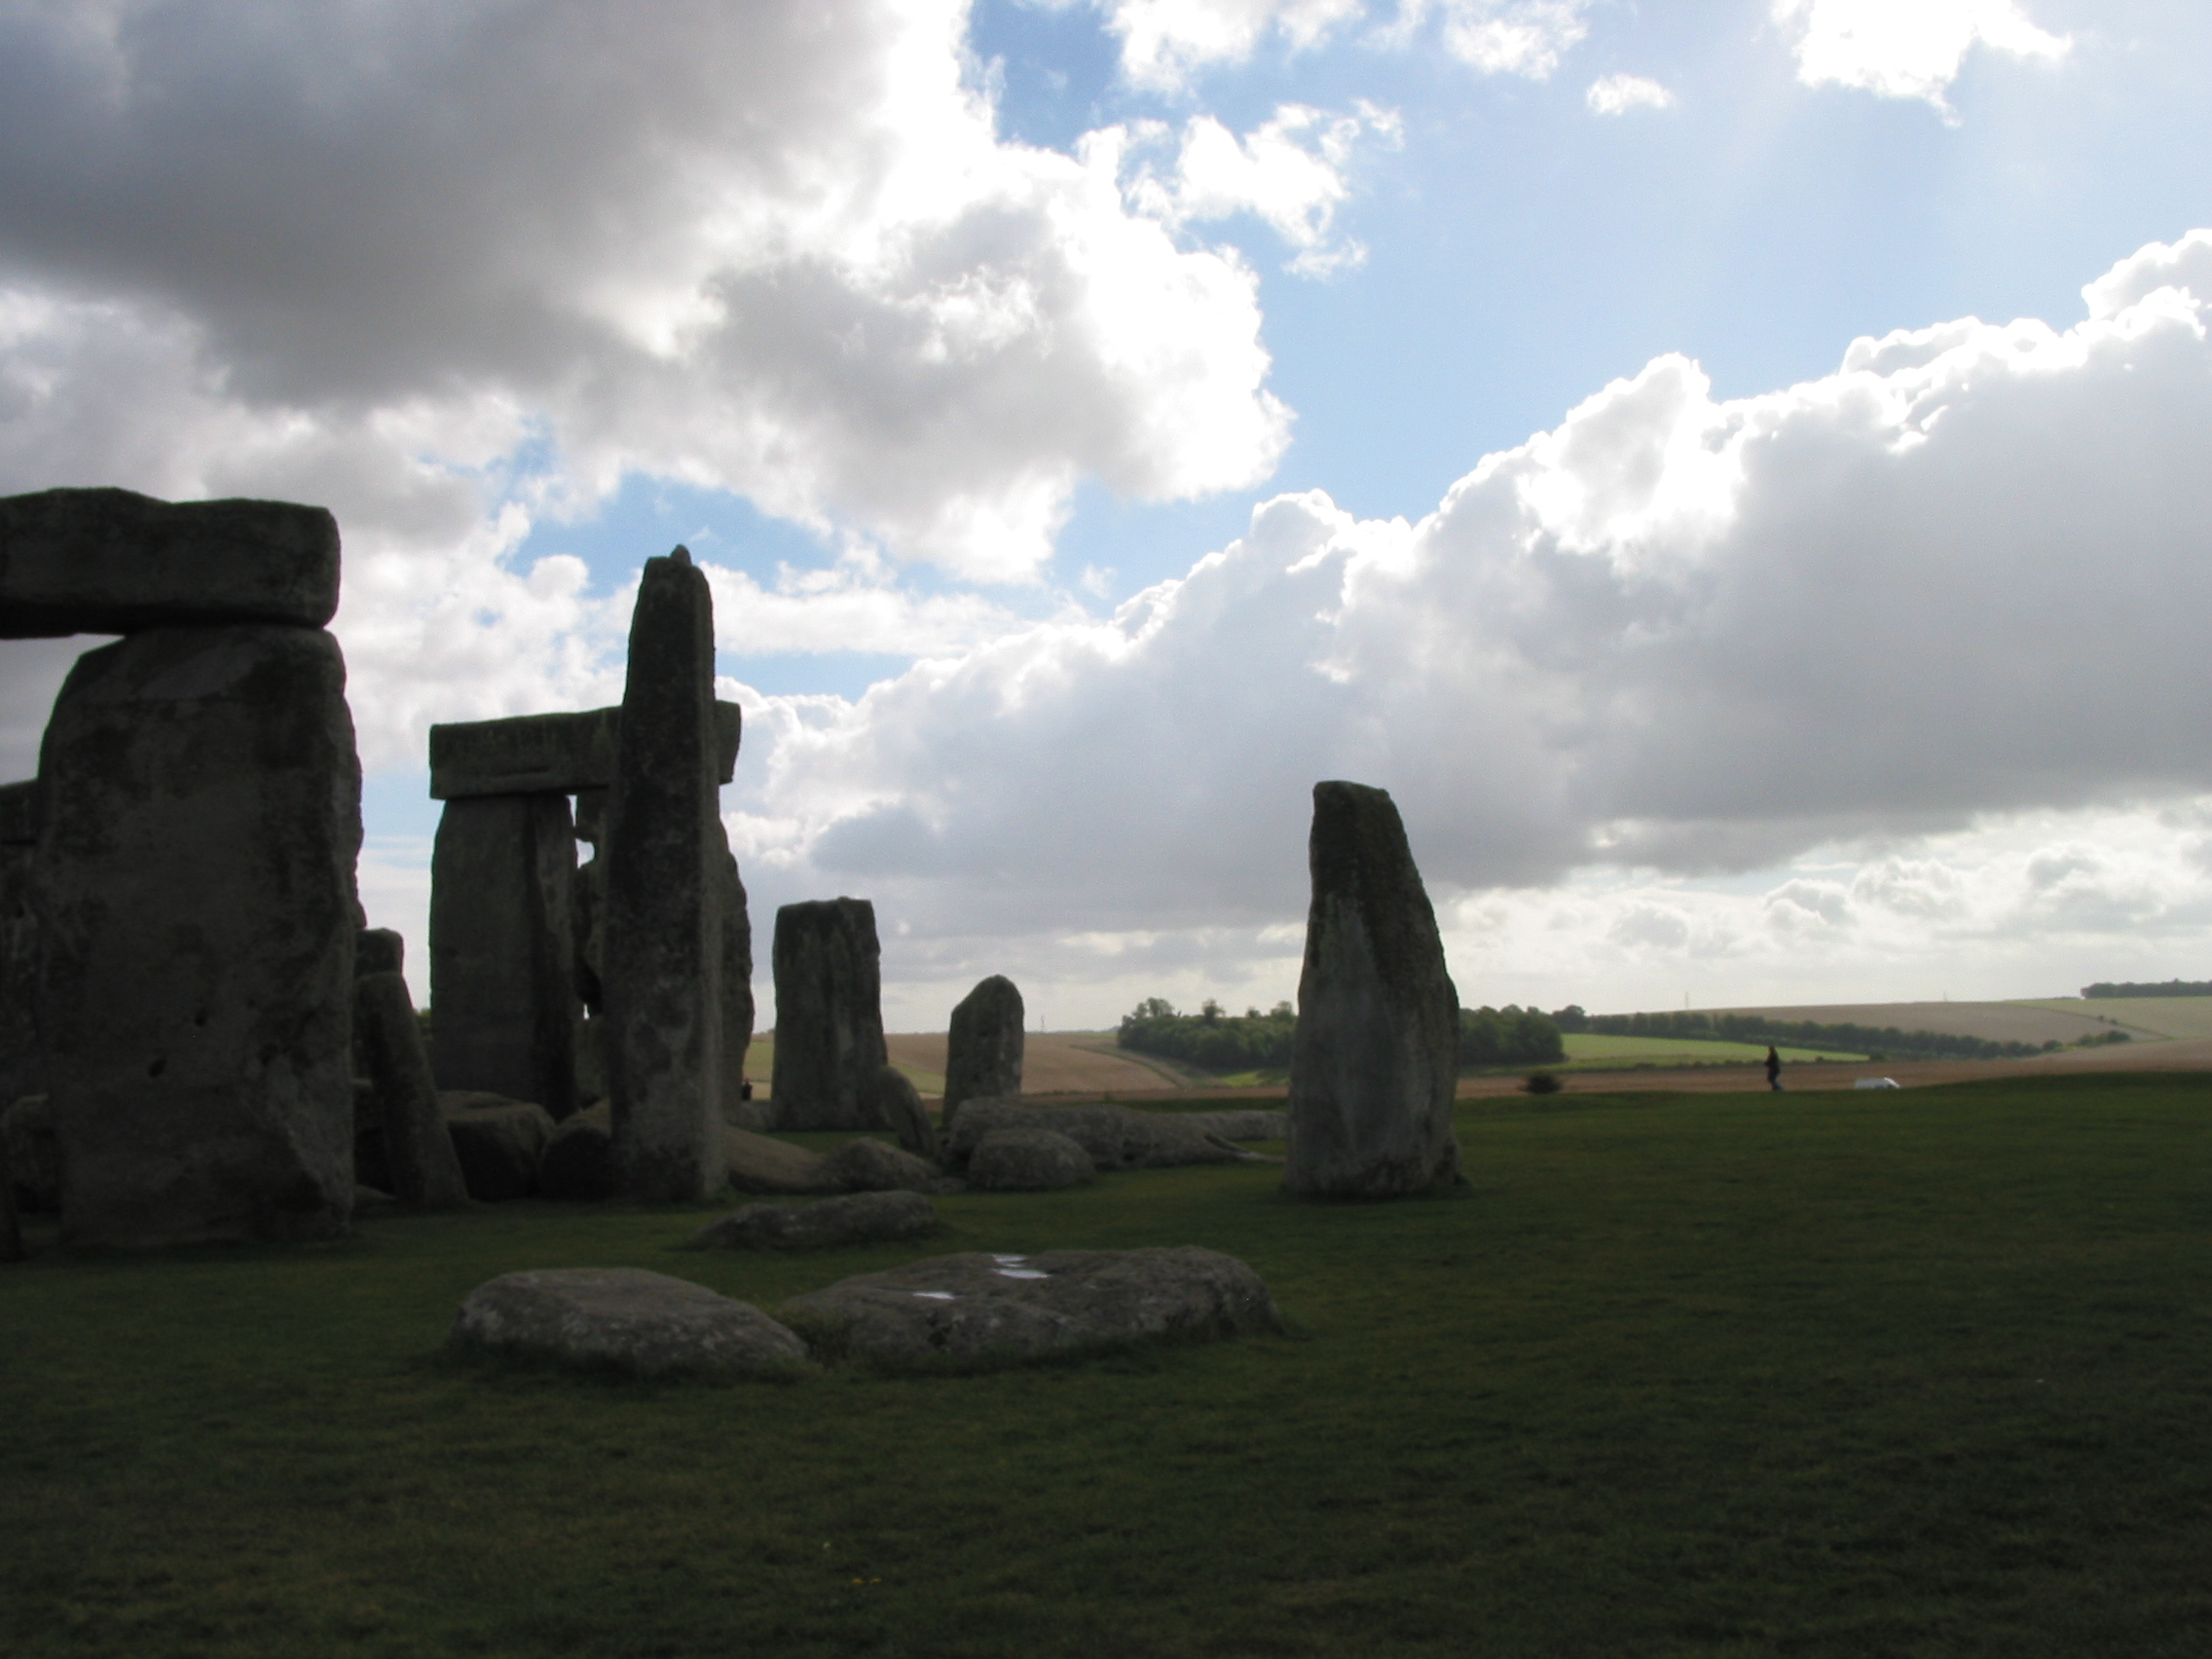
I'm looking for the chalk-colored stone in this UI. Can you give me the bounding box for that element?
[1284,781,1462,1198]
[769,898,887,1130]
[36,625,360,1248]
[1,487,339,637]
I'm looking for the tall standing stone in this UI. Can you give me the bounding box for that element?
[717,830,756,1121]
[429,793,579,1119]
[353,971,470,1210]
[942,975,1024,1131]
[0,781,42,1113]
[1284,781,1462,1198]
[769,899,887,1130]
[36,624,362,1246]
[604,547,724,1199]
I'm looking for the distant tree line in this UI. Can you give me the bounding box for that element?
[2082,978,2212,999]
[1573,1009,2050,1061]
[1115,998,1565,1071]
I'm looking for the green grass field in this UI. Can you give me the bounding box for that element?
[5,1073,2209,1657]
[2017,997,2212,1041]
[1558,1032,1865,1068]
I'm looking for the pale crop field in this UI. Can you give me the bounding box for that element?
[2013,997,2212,1041]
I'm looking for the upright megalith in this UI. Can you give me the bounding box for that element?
[1284,781,1462,1199]
[769,899,887,1130]
[603,547,726,1199]
[1,487,339,637]
[352,970,469,1210]
[942,975,1024,1130]
[428,793,579,1119]
[36,623,363,1246]
[0,781,43,1113]
[716,832,756,1121]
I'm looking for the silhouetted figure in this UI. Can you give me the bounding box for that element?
[1765,1046,1783,1091]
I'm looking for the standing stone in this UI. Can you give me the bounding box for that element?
[871,1064,938,1161]
[35,625,361,1247]
[1284,781,1462,1198]
[353,971,470,1210]
[716,829,756,1122]
[0,781,43,1113]
[604,548,724,1200]
[355,928,405,977]
[769,898,887,1130]
[0,1127,20,1261]
[942,975,1024,1131]
[429,793,578,1119]
[571,789,607,1013]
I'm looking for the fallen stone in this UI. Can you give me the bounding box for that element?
[538,1102,616,1200]
[871,1064,938,1161]
[427,702,742,799]
[1285,781,1463,1199]
[354,972,470,1209]
[724,1125,836,1195]
[442,1096,556,1201]
[429,792,579,1121]
[0,1094,56,1213]
[448,1268,808,1379]
[604,549,726,1200]
[37,624,360,1248]
[769,898,889,1130]
[1178,1109,1290,1142]
[687,1189,938,1251]
[942,975,1023,1130]
[966,1127,1094,1192]
[0,487,340,637]
[781,1247,1281,1370]
[821,1136,940,1194]
[946,1099,1248,1172]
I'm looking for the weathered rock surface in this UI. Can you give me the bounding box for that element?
[429,792,579,1120]
[442,1096,555,1201]
[37,624,361,1248]
[781,1247,1281,1369]
[769,898,888,1130]
[355,928,405,977]
[0,487,340,637]
[1,1093,55,1212]
[942,975,1023,1130]
[1285,782,1463,1198]
[428,702,742,800]
[716,831,755,1124]
[724,1125,835,1195]
[946,1099,1249,1172]
[1179,1109,1290,1142]
[353,972,470,1209]
[0,1131,21,1262]
[821,1135,940,1194]
[537,1102,616,1200]
[871,1064,938,1161]
[967,1127,1094,1192]
[0,789,41,1112]
[687,1189,938,1251]
[448,1268,808,1379]
[604,549,726,1200]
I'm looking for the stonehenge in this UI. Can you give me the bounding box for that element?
[1284,781,1464,1198]
[769,898,889,1130]
[942,974,1023,1130]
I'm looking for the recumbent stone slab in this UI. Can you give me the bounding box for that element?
[687,1189,939,1251]
[1285,781,1463,1198]
[769,897,888,1130]
[604,548,726,1199]
[780,1247,1281,1369]
[1,487,339,637]
[942,974,1023,1130]
[36,625,361,1248]
[945,1099,1248,1172]
[448,1268,808,1379]
[442,1096,556,1201]
[966,1126,1094,1192]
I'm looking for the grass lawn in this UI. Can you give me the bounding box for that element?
[1559,1032,1867,1069]
[4,1072,2209,1657]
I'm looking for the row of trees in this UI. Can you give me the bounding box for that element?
[1114,998,1565,1071]
[2082,978,2212,999]
[1574,1008,2050,1061]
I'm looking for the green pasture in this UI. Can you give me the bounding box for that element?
[1559,1032,1866,1068]
[2017,996,2212,1041]
[5,1072,2210,1657]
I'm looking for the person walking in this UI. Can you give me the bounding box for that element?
[1765,1045,1783,1091]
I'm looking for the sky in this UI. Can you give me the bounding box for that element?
[4,0,2211,1031]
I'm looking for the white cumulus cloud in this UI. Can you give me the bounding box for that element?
[1586,73,1676,116]
[1774,0,2071,119]
[1086,0,1366,91]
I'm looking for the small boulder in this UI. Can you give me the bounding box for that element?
[441,1095,556,1201]
[448,1268,809,1379]
[1178,1109,1290,1142]
[821,1136,940,1194]
[538,1102,616,1200]
[946,1099,1248,1172]
[781,1246,1281,1370]
[687,1190,939,1251]
[967,1127,1094,1192]
[870,1065,938,1161]
[1,1094,57,1213]
[724,1125,837,1195]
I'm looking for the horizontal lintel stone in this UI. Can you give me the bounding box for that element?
[0,487,340,638]
[429,701,742,799]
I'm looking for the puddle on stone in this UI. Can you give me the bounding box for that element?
[995,1269,1049,1280]
[909,1291,955,1301]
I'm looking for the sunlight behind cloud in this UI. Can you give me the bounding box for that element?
[1774,0,2070,119]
